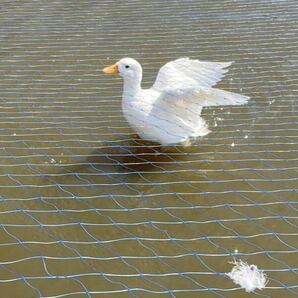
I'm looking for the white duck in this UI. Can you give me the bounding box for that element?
[103,57,249,145]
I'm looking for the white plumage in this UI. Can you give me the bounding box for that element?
[103,57,249,145]
[227,259,268,293]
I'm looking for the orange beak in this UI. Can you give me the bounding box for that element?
[102,63,119,74]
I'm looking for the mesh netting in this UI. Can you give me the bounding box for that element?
[0,0,297,297]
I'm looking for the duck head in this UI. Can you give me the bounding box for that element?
[103,58,142,80]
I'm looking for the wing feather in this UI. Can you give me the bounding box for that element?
[146,87,249,144]
[152,57,233,91]
[159,87,250,109]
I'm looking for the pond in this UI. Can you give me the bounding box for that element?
[0,0,297,297]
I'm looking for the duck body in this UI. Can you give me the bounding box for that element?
[103,57,250,145]
[122,86,207,145]
[122,88,164,142]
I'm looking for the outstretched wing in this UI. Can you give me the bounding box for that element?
[147,86,249,144]
[152,57,233,91]
[158,87,250,110]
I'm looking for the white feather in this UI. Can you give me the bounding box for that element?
[152,57,233,90]
[227,259,268,293]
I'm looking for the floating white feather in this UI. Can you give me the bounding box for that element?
[227,259,268,293]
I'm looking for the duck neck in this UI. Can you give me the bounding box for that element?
[123,74,142,97]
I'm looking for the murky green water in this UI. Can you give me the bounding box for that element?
[0,0,297,297]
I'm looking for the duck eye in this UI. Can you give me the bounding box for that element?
[125,65,130,69]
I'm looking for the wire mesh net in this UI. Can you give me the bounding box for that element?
[0,0,297,297]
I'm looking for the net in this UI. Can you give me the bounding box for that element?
[0,0,297,297]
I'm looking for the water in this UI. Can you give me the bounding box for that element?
[0,0,297,297]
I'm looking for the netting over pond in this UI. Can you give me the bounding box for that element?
[0,0,297,297]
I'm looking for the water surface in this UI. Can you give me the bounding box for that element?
[0,0,297,297]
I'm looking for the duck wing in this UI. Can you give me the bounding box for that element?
[147,87,249,145]
[152,57,233,91]
[157,87,250,110]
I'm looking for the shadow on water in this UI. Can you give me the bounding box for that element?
[65,134,191,176]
